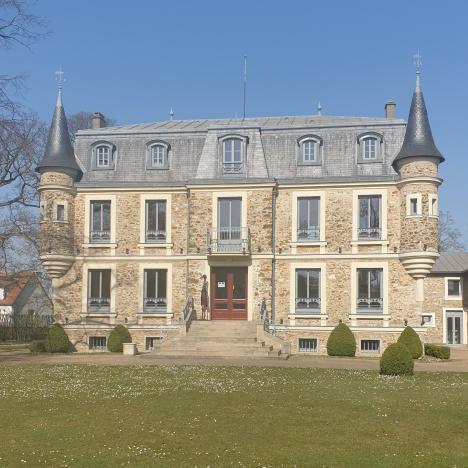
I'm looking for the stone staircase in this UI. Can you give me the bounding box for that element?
[152,320,288,359]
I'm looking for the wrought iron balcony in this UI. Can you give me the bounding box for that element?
[145,230,166,243]
[297,227,320,241]
[223,162,243,174]
[295,297,321,313]
[87,297,110,312]
[357,297,383,312]
[358,227,382,240]
[206,227,251,254]
[90,230,111,243]
[143,297,168,312]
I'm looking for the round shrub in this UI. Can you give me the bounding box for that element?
[29,340,45,353]
[397,326,423,359]
[380,342,414,376]
[44,324,70,353]
[107,325,132,353]
[327,322,356,357]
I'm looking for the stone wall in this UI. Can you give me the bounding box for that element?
[399,159,438,179]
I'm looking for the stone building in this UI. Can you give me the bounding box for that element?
[36,68,466,355]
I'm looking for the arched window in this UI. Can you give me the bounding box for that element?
[146,141,170,169]
[357,133,382,162]
[302,140,318,162]
[96,145,111,167]
[362,137,378,160]
[297,135,323,165]
[223,138,243,173]
[151,144,166,167]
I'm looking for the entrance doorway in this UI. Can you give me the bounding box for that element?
[211,267,248,320]
[446,310,464,345]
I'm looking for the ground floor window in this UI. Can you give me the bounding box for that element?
[357,268,383,312]
[295,269,321,313]
[145,336,163,350]
[88,269,111,312]
[89,336,107,350]
[298,338,318,352]
[360,339,380,353]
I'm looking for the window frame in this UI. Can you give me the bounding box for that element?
[138,263,173,317]
[87,269,112,313]
[295,268,321,314]
[145,200,167,243]
[143,269,168,312]
[357,133,383,163]
[406,193,422,217]
[291,191,326,246]
[88,336,107,351]
[146,140,170,170]
[356,268,384,313]
[53,200,68,223]
[360,339,381,353]
[139,194,172,246]
[89,200,112,243]
[298,338,318,353]
[357,195,382,240]
[218,135,248,175]
[296,196,321,242]
[82,263,116,316]
[91,141,115,170]
[297,135,323,166]
[428,194,439,217]
[352,189,388,245]
[445,276,462,300]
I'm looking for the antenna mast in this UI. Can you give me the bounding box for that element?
[243,55,247,119]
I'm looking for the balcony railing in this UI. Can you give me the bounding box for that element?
[358,227,381,240]
[143,297,167,312]
[206,227,251,254]
[297,227,320,241]
[223,162,243,174]
[87,297,110,312]
[357,297,383,312]
[295,297,321,313]
[145,230,166,243]
[90,230,111,243]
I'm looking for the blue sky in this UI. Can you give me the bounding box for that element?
[3,0,467,244]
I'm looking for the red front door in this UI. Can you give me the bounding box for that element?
[211,267,248,320]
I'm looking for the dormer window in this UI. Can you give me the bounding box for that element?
[146,141,170,169]
[223,138,243,173]
[96,145,110,167]
[357,133,383,162]
[297,135,323,165]
[91,142,115,170]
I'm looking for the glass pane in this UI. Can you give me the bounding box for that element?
[308,270,320,298]
[296,270,308,298]
[309,198,319,227]
[359,197,369,229]
[146,201,156,231]
[157,201,166,232]
[92,202,101,231]
[145,270,156,297]
[157,270,167,298]
[101,270,111,297]
[448,280,460,296]
[447,317,453,344]
[358,270,368,298]
[230,199,241,228]
[298,199,308,231]
[369,270,382,298]
[224,140,233,162]
[454,317,461,344]
[218,199,230,230]
[215,271,227,299]
[370,197,380,228]
[57,205,65,221]
[233,139,242,162]
[232,270,245,299]
[89,270,100,297]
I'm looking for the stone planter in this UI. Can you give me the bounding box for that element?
[123,343,137,355]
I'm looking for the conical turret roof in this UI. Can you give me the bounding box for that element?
[36,89,82,179]
[392,73,444,170]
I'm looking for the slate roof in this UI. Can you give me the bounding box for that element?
[431,253,468,275]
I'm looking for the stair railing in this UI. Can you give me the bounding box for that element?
[259,297,275,336]
[180,296,195,328]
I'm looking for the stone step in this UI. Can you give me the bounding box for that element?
[157,343,271,352]
[166,337,261,345]
[155,348,274,357]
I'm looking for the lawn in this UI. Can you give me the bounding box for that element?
[0,365,467,467]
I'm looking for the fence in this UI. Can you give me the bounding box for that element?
[0,314,52,342]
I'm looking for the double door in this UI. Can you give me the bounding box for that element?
[446,311,464,345]
[211,267,247,320]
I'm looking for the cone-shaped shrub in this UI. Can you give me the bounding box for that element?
[397,326,422,359]
[327,322,356,356]
[107,325,132,352]
[44,324,70,353]
[380,342,414,375]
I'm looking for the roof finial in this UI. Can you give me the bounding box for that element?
[54,66,65,106]
[169,107,174,120]
[413,50,422,90]
[317,101,322,116]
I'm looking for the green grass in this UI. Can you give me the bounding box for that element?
[0,365,467,467]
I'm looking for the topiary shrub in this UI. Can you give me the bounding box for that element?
[29,340,45,353]
[425,343,451,360]
[327,322,356,357]
[107,325,132,353]
[44,324,70,353]
[397,326,423,359]
[380,342,414,376]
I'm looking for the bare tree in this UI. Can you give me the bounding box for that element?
[68,111,116,142]
[438,210,466,252]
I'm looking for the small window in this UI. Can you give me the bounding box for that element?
[56,204,65,222]
[223,138,243,173]
[429,195,438,216]
[447,279,461,298]
[298,338,318,352]
[410,198,418,216]
[421,314,434,326]
[89,336,107,351]
[145,336,163,350]
[297,136,322,165]
[0,288,4,300]
[96,145,111,168]
[360,340,380,353]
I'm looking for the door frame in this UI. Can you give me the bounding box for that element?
[210,267,248,320]
[443,308,467,345]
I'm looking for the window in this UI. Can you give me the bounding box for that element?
[212,197,247,253]
[0,288,4,300]
[410,198,418,216]
[361,137,378,160]
[447,278,461,299]
[87,270,111,312]
[144,269,167,312]
[145,336,163,350]
[303,140,317,162]
[89,336,107,350]
[357,268,383,312]
[421,314,434,326]
[298,338,318,352]
[145,200,166,242]
[297,136,323,165]
[358,195,381,239]
[223,138,242,173]
[360,340,380,353]
[295,269,321,313]
[151,145,165,166]
[90,201,111,242]
[297,197,320,241]
[429,194,439,217]
[407,194,421,217]
[40,203,47,222]
[96,145,111,167]
[56,204,65,222]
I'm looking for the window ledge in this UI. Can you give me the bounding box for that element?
[351,240,389,246]
[288,313,328,319]
[428,215,439,219]
[81,313,117,318]
[53,220,69,224]
[350,314,390,320]
[290,241,327,247]
[137,312,173,318]
[406,215,422,219]
[445,297,462,301]
[138,242,173,248]
[82,243,116,248]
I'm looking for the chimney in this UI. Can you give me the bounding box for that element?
[92,112,105,129]
[385,101,396,119]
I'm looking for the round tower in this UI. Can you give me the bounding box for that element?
[393,63,444,304]
[36,87,82,278]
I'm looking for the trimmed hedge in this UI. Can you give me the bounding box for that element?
[380,343,414,376]
[397,326,423,359]
[327,323,356,357]
[107,325,132,353]
[425,343,451,360]
[29,340,45,353]
[44,324,70,353]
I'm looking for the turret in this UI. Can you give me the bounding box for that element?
[393,56,443,306]
[36,86,81,278]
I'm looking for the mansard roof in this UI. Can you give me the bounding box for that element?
[36,89,82,179]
